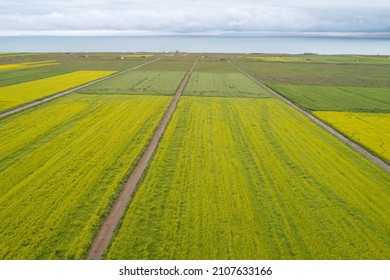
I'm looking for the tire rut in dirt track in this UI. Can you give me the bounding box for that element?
[230,61,389,173]
[86,61,198,260]
[0,57,161,120]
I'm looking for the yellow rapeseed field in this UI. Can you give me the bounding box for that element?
[0,71,115,111]
[314,111,390,162]
[248,56,292,62]
[107,97,390,260]
[0,94,170,259]
[0,60,59,70]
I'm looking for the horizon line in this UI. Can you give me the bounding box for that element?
[1,31,390,39]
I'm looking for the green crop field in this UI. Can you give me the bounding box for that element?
[140,58,195,72]
[184,72,272,98]
[269,84,390,112]
[248,55,390,65]
[0,94,170,259]
[107,97,390,260]
[193,60,238,72]
[78,70,185,95]
[234,60,390,87]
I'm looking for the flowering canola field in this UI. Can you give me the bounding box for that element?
[0,60,59,70]
[314,111,390,162]
[107,97,390,260]
[0,71,115,112]
[0,94,170,259]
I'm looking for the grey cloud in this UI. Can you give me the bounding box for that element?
[0,0,389,35]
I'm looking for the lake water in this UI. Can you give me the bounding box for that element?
[0,36,389,55]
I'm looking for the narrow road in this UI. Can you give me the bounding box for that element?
[230,62,389,173]
[86,61,198,260]
[0,58,161,119]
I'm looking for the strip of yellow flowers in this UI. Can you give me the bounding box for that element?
[0,60,59,70]
[0,70,116,111]
[314,111,389,162]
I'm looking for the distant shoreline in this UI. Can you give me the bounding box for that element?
[0,36,389,55]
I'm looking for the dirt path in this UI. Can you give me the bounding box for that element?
[86,61,198,260]
[0,58,161,120]
[230,62,389,173]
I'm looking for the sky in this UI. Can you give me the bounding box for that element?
[0,0,389,36]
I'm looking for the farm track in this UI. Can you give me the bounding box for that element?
[230,62,390,173]
[0,58,161,119]
[86,61,198,260]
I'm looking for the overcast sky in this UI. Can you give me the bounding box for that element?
[0,0,389,36]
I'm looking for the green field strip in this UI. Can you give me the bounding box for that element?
[107,97,390,260]
[314,111,390,163]
[77,70,186,95]
[234,61,390,87]
[248,55,390,65]
[184,72,273,98]
[0,68,73,87]
[268,84,390,112]
[0,94,171,259]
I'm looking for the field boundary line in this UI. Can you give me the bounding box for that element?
[230,61,390,173]
[0,58,161,119]
[86,61,198,260]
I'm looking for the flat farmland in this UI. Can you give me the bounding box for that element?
[183,61,273,98]
[78,70,185,95]
[268,84,390,112]
[0,53,37,57]
[184,69,272,98]
[0,68,72,87]
[235,60,390,87]
[192,60,239,72]
[140,58,195,72]
[0,94,170,259]
[0,71,115,112]
[0,53,389,261]
[0,53,160,74]
[107,97,389,260]
[314,111,390,162]
[266,82,389,163]
[0,60,59,70]
[248,55,390,65]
